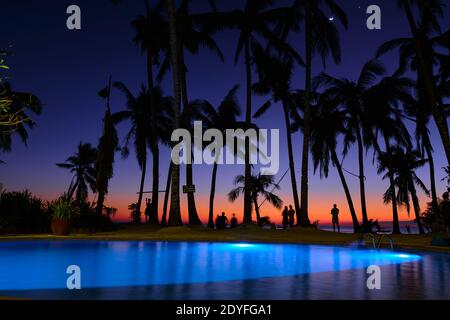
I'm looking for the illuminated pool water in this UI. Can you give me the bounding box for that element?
[0,240,448,299]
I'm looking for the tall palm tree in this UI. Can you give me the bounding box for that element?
[95,78,119,217]
[190,85,242,228]
[379,147,429,234]
[201,0,302,224]
[309,95,361,233]
[228,173,283,224]
[315,60,386,231]
[363,76,414,234]
[281,0,348,226]
[252,49,301,221]
[398,0,450,167]
[112,83,172,222]
[57,142,97,203]
[166,0,183,226]
[131,0,168,225]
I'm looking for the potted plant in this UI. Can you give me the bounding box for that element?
[51,197,78,235]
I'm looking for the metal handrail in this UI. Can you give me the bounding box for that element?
[365,233,396,250]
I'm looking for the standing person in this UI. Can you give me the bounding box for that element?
[288,205,295,227]
[230,214,238,229]
[144,198,151,224]
[439,192,450,237]
[282,207,289,229]
[331,204,340,233]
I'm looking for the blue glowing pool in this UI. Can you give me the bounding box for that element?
[0,241,448,299]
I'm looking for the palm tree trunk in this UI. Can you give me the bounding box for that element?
[409,182,425,234]
[424,134,439,212]
[299,1,312,227]
[282,99,301,222]
[179,49,201,225]
[253,197,261,224]
[167,0,183,226]
[161,162,172,227]
[136,157,147,218]
[403,0,450,167]
[383,137,401,235]
[243,36,253,224]
[208,162,218,228]
[355,125,369,230]
[147,51,159,225]
[331,150,360,233]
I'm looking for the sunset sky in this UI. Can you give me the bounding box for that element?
[1,0,449,225]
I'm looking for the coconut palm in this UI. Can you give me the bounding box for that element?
[201,0,302,224]
[112,82,172,222]
[166,0,183,226]
[228,173,283,224]
[279,0,348,226]
[189,85,242,228]
[309,95,361,233]
[397,0,450,167]
[57,142,97,203]
[314,60,386,231]
[252,49,301,222]
[379,147,429,234]
[95,78,119,217]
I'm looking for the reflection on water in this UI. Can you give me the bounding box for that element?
[0,240,448,299]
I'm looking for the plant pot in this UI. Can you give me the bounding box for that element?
[51,219,72,236]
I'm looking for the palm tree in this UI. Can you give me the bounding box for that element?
[363,76,414,234]
[379,147,429,234]
[95,77,119,217]
[190,85,242,228]
[57,142,97,203]
[228,173,283,224]
[166,0,183,226]
[280,0,348,226]
[131,0,167,226]
[309,95,360,233]
[0,82,42,152]
[201,0,302,224]
[252,49,302,222]
[112,83,172,222]
[398,0,450,167]
[315,60,386,231]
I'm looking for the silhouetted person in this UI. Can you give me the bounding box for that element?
[230,214,238,229]
[216,212,228,229]
[144,198,151,224]
[282,206,289,229]
[331,204,340,233]
[215,214,220,229]
[440,192,450,237]
[288,205,295,227]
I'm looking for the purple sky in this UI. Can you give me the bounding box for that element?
[1,0,449,224]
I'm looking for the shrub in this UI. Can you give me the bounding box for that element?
[50,196,79,220]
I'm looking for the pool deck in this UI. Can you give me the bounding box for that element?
[1,224,449,254]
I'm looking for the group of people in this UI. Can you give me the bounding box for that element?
[439,192,450,236]
[281,206,296,229]
[215,212,238,230]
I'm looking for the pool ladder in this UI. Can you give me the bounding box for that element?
[366,233,396,250]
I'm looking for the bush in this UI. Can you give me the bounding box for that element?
[0,190,50,233]
[50,196,79,220]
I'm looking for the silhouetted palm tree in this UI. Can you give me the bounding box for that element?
[252,49,301,221]
[315,60,385,231]
[228,173,283,224]
[57,142,97,203]
[309,95,360,233]
[280,0,348,226]
[201,0,301,224]
[379,147,429,234]
[190,85,242,228]
[95,78,119,217]
[398,0,450,167]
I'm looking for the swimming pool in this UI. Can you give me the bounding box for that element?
[0,240,448,299]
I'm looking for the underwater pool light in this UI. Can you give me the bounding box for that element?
[232,243,255,248]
